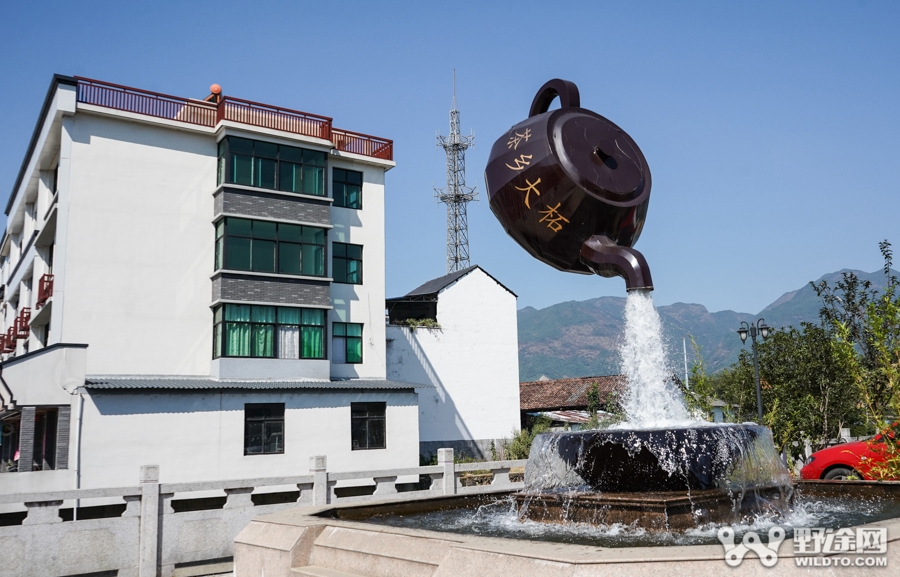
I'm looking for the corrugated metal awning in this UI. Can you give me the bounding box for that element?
[84,376,433,390]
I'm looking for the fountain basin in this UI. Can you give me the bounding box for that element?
[234,482,900,576]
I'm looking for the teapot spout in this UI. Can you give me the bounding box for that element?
[580,235,653,292]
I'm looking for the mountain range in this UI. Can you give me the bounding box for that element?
[517,268,897,382]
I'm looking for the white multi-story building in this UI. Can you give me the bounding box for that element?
[0,75,423,494]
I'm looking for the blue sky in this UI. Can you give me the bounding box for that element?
[2,1,898,314]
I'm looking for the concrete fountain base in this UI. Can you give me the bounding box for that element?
[515,486,790,531]
[234,483,900,577]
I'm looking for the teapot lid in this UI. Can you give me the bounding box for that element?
[530,79,649,205]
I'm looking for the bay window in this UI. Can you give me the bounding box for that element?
[217,136,326,196]
[215,218,325,277]
[214,304,325,359]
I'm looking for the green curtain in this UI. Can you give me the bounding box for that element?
[278,307,301,325]
[301,309,324,326]
[301,326,324,358]
[347,337,362,363]
[225,304,251,321]
[252,324,274,357]
[225,322,250,356]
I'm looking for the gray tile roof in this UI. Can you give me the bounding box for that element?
[83,376,432,390]
[389,265,517,300]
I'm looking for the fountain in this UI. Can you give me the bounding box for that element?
[482,78,793,531]
[235,80,900,576]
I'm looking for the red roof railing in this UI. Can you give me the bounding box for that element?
[332,128,394,160]
[74,78,392,161]
[217,96,332,141]
[76,77,216,127]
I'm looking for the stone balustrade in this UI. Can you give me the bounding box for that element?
[0,449,526,577]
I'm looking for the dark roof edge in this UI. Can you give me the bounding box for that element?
[6,74,78,216]
[391,265,517,300]
[473,265,518,298]
[0,342,88,369]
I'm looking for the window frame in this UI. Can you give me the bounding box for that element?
[332,242,363,285]
[350,402,386,450]
[215,217,326,278]
[217,136,327,196]
[333,322,363,364]
[244,403,285,456]
[332,168,363,209]
[213,304,326,360]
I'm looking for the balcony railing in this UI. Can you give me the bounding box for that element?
[36,274,53,310]
[3,327,16,353]
[14,308,31,339]
[75,78,392,161]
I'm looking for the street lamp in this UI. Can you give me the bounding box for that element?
[738,318,770,423]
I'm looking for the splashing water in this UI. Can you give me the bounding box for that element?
[618,289,690,427]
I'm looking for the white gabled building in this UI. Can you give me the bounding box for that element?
[385,265,521,459]
[0,75,424,495]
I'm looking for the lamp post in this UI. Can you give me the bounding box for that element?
[737,319,770,423]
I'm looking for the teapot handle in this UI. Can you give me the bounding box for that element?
[529,79,581,117]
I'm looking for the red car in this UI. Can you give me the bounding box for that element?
[800,423,899,481]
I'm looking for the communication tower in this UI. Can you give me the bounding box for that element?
[435,71,477,273]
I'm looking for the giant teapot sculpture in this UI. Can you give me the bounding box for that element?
[484,79,653,290]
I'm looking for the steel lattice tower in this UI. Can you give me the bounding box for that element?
[435,72,477,274]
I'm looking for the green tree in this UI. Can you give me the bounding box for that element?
[812,240,900,424]
[680,336,715,419]
[717,323,862,456]
[502,417,551,460]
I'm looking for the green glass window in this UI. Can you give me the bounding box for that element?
[223,304,252,356]
[213,304,325,360]
[216,218,326,277]
[333,243,363,284]
[215,221,225,270]
[219,136,327,196]
[333,322,363,364]
[333,168,363,209]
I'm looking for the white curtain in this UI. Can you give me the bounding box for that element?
[277,326,300,359]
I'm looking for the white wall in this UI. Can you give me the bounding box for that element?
[77,389,419,489]
[386,269,520,447]
[60,113,216,376]
[328,159,387,381]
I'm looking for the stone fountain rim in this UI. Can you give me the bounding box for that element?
[244,481,900,569]
[546,422,768,434]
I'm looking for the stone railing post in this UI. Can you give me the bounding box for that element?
[373,476,398,496]
[491,467,512,487]
[224,487,254,509]
[139,465,160,577]
[22,500,63,525]
[438,448,456,495]
[311,455,328,505]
